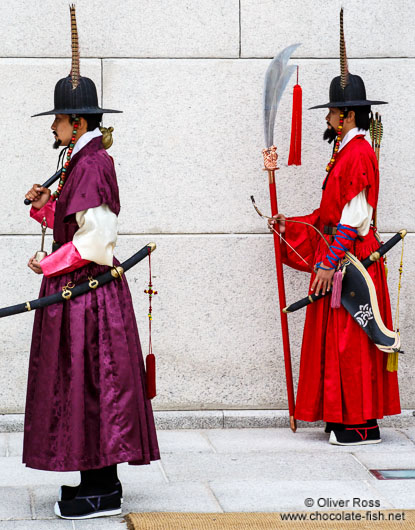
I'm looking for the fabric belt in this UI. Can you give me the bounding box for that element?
[52,241,64,253]
[323,225,337,235]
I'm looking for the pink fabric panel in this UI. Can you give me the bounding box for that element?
[40,241,90,278]
[30,199,56,229]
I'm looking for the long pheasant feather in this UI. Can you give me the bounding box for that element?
[70,4,80,89]
[339,8,349,89]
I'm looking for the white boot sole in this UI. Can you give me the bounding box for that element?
[54,501,122,520]
[329,431,382,446]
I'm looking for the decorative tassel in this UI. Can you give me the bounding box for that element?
[386,351,399,372]
[330,268,343,309]
[144,252,158,399]
[288,66,302,166]
[146,353,157,399]
[387,237,405,373]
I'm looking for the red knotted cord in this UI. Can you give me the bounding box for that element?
[144,252,157,399]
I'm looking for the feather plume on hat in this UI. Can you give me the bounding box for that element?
[70,4,80,90]
[339,8,349,90]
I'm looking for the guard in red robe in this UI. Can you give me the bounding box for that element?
[271,11,400,445]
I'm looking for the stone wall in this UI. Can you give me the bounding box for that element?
[0,0,413,413]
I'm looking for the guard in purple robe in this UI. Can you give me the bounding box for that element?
[23,6,160,520]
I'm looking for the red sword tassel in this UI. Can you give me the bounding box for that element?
[144,252,158,399]
[263,146,297,432]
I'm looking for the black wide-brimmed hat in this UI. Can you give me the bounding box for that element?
[310,9,387,110]
[32,5,121,117]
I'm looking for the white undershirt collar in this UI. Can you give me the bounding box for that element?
[339,127,366,152]
[72,127,102,157]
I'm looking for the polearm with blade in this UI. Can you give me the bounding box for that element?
[262,44,300,432]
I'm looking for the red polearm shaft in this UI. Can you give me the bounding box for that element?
[268,169,297,433]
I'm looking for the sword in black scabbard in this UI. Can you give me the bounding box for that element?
[0,243,156,318]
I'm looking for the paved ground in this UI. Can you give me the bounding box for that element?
[1,427,415,528]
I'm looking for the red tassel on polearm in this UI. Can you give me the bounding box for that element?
[288,67,302,166]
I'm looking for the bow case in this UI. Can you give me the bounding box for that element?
[341,252,399,353]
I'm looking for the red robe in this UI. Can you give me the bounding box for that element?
[282,135,400,424]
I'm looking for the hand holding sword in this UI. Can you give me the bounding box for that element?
[25,183,51,209]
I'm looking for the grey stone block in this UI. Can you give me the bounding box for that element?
[0,486,32,520]
[73,519,125,530]
[380,411,415,429]
[0,416,25,433]
[122,482,222,512]
[223,410,289,428]
[0,458,79,487]
[160,452,370,482]
[223,410,326,429]
[0,1,239,58]
[157,430,214,453]
[400,427,415,444]
[241,0,415,58]
[154,411,223,430]
[73,519,125,529]
[0,522,73,529]
[6,433,23,457]
[0,434,7,457]
[114,461,168,486]
[209,480,393,512]
[368,481,415,509]
[114,235,304,411]
[353,451,415,472]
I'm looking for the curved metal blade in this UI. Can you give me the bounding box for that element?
[263,43,300,148]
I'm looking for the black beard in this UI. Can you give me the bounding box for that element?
[53,138,62,149]
[323,126,337,144]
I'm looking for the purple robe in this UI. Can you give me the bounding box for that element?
[23,137,160,471]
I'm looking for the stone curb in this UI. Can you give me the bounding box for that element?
[1,410,414,432]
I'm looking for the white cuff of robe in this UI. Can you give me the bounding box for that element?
[72,204,118,266]
[340,190,373,237]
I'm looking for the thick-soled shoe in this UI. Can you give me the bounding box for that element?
[329,425,381,446]
[54,490,122,520]
[324,422,345,434]
[59,481,123,503]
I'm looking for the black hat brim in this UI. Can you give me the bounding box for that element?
[32,107,122,117]
[309,100,387,110]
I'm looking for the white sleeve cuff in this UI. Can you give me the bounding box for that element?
[340,190,373,236]
[73,204,118,266]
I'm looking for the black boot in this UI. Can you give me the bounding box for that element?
[60,480,123,502]
[55,465,122,520]
[324,422,345,433]
[329,419,381,446]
